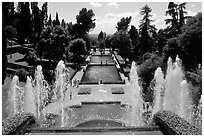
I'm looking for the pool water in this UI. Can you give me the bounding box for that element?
[80,66,122,83]
[90,56,114,63]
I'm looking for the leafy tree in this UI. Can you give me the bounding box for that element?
[162,37,184,63]
[69,38,86,64]
[112,30,133,60]
[139,4,156,54]
[17,2,32,44]
[73,8,95,36]
[116,16,132,31]
[178,12,202,70]
[155,29,168,55]
[128,25,140,56]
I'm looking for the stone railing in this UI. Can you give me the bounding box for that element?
[153,110,202,135]
[2,113,37,135]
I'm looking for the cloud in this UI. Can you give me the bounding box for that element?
[107,2,119,8]
[92,12,141,34]
[191,4,196,7]
[89,2,103,7]
[186,10,197,17]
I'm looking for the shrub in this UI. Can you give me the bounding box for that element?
[153,110,201,135]
[5,25,17,40]
[137,53,165,101]
[24,51,37,66]
[2,113,36,135]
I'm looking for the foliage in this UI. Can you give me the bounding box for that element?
[69,38,86,64]
[61,19,66,28]
[17,2,32,44]
[31,2,42,39]
[24,51,37,66]
[36,26,70,63]
[72,8,95,36]
[153,110,201,135]
[163,13,202,70]
[165,2,188,37]
[139,4,156,54]
[36,38,50,59]
[48,14,52,26]
[53,12,60,27]
[98,31,106,49]
[128,25,140,56]
[82,34,91,52]
[155,29,168,55]
[178,12,202,70]
[5,25,17,40]
[137,53,165,97]
[41,2,48,28]
[162,37,184,63]
[105,36,112,48]
[111,30,133,60]
[116,16,132,31]
[70,38,86,55]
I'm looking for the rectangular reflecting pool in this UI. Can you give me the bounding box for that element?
[90,55,114,63]
[81,65,122,83]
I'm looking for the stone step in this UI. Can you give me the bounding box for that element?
[28,126,163,135]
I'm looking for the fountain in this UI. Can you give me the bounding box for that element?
[24,76,36,116]
[6,75,19,116]
[152,67,165,115]
[6,75,37,117]
[129,61,144,126]
[54,60,70,127]
[152,56,201,128]
[6,56,201,131]
[34,65,49,119]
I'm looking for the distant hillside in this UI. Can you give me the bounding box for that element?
[89,34,98,42]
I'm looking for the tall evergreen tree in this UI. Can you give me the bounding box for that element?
[41,2,48,28]
[53,12,60,27]
[61,19,66,28]
[31,2,42,38]
[17,2,32,44]
[178,2,187,27]
[139,4,156,54]
[48,14,52,26]
[128,25,140,55]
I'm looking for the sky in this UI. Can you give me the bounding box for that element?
[14,1,202,35]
